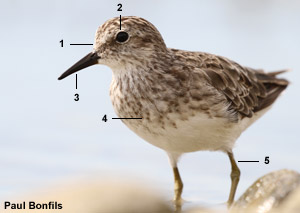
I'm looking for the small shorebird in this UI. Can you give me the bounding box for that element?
[58,16,288,206]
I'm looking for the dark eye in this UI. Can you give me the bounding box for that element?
[116,31,129,43]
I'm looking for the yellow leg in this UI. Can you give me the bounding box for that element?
[172,166,183,208]
[227,152,240,207]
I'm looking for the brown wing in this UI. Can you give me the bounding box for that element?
[201,54,289,118]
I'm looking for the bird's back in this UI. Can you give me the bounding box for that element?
[169,48,289,121]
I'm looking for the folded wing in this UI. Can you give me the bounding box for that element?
[201,55,289,118]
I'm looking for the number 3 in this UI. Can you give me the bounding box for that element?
[74,93,79,101]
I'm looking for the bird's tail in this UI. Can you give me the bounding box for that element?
[253,69,289,112]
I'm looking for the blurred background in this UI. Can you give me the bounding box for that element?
[0,0,299,208]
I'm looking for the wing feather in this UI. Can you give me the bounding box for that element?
[202,55,289,118]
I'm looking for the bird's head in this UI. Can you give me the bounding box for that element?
[58,16,167,80]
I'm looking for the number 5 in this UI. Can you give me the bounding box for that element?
[264,156,269,164]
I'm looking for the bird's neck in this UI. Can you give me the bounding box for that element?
[110,49,174,78]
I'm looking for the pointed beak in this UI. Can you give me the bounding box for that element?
[58,52,100,80]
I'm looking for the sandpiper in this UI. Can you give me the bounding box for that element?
[58,16,289,207]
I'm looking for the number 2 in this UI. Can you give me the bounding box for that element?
[117,3,122,11]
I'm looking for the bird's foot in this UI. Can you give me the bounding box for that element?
[172,196,184,212]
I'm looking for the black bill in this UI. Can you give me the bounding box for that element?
[58,52,100,80]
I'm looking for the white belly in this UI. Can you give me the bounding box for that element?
[122,105,271,154]
[123,112,241,153]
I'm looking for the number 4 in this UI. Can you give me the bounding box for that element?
[102,114,108,122]
[265,156,270,164]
